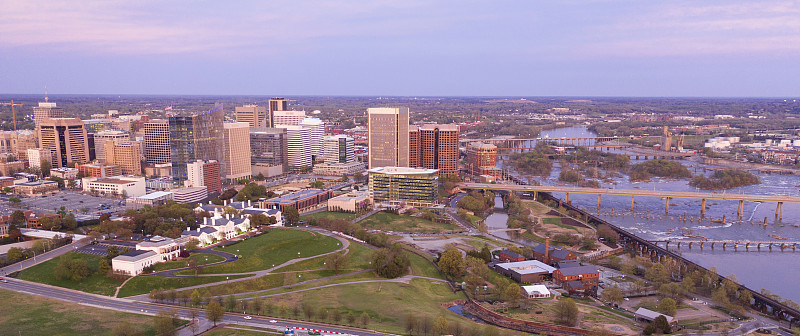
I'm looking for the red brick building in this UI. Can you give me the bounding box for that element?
[552,265,599,287]
[78,163,122,178]
[496,250,526,262]
[466,142,502,178]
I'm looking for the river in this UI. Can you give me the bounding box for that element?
[497,126,800,304]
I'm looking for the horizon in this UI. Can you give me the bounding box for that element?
[2,1,799,97]
[0,93,797,100]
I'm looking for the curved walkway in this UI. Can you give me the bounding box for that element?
[146,248,240,277]
[126,228,352,299]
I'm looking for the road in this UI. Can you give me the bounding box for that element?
[0,238,89,276]
[1,277,397,336]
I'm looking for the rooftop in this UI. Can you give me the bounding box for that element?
[635,308,675,323]
[93,178,133,184]
[495,260,556,275]
[113,250,157,262]
[368,166,439,175]
[136,191,173,200]
[522,284,551,295]
[17,180,57,187]
[265,189,330,204]
[556,265,598,277]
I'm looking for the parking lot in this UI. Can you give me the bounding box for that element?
[19,190,128,221]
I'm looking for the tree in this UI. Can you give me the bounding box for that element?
[284,206,300,226]
[9,197,21,206]
[652,315,671,334]
[205,300,225,326]
[250,213,271,229]
[404,313,417,334]
[325,252,348,275]
[433,316,450,335]
[353,172,365,182]
[40,159,51,177]
[554,298,579,326]
[98,259,111,275]
[658,297,677,316]
[62,213,77,231]
[6,247,24,262]
[184,239,200,251]
[187,256,200,276]
[360,312,370,326]
[303,303,316,320]
[600,286,624,306]
[438,249,465,277]
[10,210,26,226]
[154,309,180,336]
[503,283,524,307]
[645,263,670,285]
[309,181,324,189]
[190,289,202,306]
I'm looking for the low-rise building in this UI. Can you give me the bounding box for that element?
[496,250,525,263]
[260,189,333,213]
[552,265,599,287]
[195,200,283,227]
[50,167,79,180]
[312,161,366,176]
[144,163,172,178]
[82,176,146,197]
[532,239,578,264]
[522,284,551,299]
[170,186,208,204]
[78,163,122,178]
[16,180,59,195]
[136,236,181,261]
[0,161,26,176]
[111,250,160,276]
[0,176,14,188]
[634,308,676,325]
[326,190,370,212]
[128,191,174,206]
[494,260,556,284]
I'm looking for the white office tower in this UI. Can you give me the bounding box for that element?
[272,111,307,126]
[324,135,355,164]
[299,117,324,161]
[278,125,311,169]
[93,130,130,163]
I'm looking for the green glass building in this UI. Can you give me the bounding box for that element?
[368,166,439,207]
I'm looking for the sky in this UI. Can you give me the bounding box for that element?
[0,0,799,97]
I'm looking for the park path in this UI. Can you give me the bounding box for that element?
[241,274,449,299]
[126,228,351,300]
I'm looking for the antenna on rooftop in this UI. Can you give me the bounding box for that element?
[45,84,49,102]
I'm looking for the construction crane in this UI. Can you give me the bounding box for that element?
[0,100,23,131]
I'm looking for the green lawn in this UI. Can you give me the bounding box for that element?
[359,212,460,233]
[152,253,225,272]
[403,247,443,279]
[117,274,253,298]
[204,326,282,335]
[264,278,505,335]
[276,240,375,273]
[542,217,581,232]
[301,211,358,222]
[181,229,342,275]
[17,253,128,296]
[183,269,339,298]
[0,288,158,336]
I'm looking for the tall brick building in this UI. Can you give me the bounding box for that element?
[408,124,459,175]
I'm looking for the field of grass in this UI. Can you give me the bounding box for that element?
[181,269,339,298]
[275,240,374,273]
[17,253,127,296]
[301,211,358,222]
[542,217,581,232]
[236,271,381,299]
[359,212,460,233]
[152,253,225,272]
[0,288,157,336]
[523,200,555,216]
[265,278,503,335]
[182,229,342,275]
[117,274,253,298]
[406,250,443,279]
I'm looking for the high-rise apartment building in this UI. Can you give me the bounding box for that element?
[93,130,130,163]
[277,125,311,170]
[272,111,307,127]
[0,130,36,161]
[223,122,252,181]
[143,119,171,165]
[408,124,459,175]
[169,105,224,183]
[367,107,409,169]
[235,105,269,128]
[104,141,142,175]
[33,99,63,130]
[466,142,502,178]
[186,160,221,194]
[299,117,324,161]
[250,127,288,178]
[26,148,52,170]
[268,98,288,127]
[38,118,90,168]
[324,135,355,164]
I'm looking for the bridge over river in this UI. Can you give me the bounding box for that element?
[457,182,800,219]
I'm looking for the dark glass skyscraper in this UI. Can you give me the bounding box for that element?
[169,105,224,183]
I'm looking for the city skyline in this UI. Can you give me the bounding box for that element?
[1,1,799,97]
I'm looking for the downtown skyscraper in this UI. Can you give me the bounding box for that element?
[169,105,224,183]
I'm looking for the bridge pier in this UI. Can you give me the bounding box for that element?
[565,192,570,204]
[738,200,744,218]
[701,199,706,217]
[665,197,672,214]
[631,196,635,211]
[597,194,601,208]
[776,202,784,220]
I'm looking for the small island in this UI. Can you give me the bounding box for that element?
[689,169,761,190]
[629,159,692,181]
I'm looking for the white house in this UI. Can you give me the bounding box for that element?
[181,226,220,246]
[136,236,181,261]
[111,250,161,276]
[522,284,551,299]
